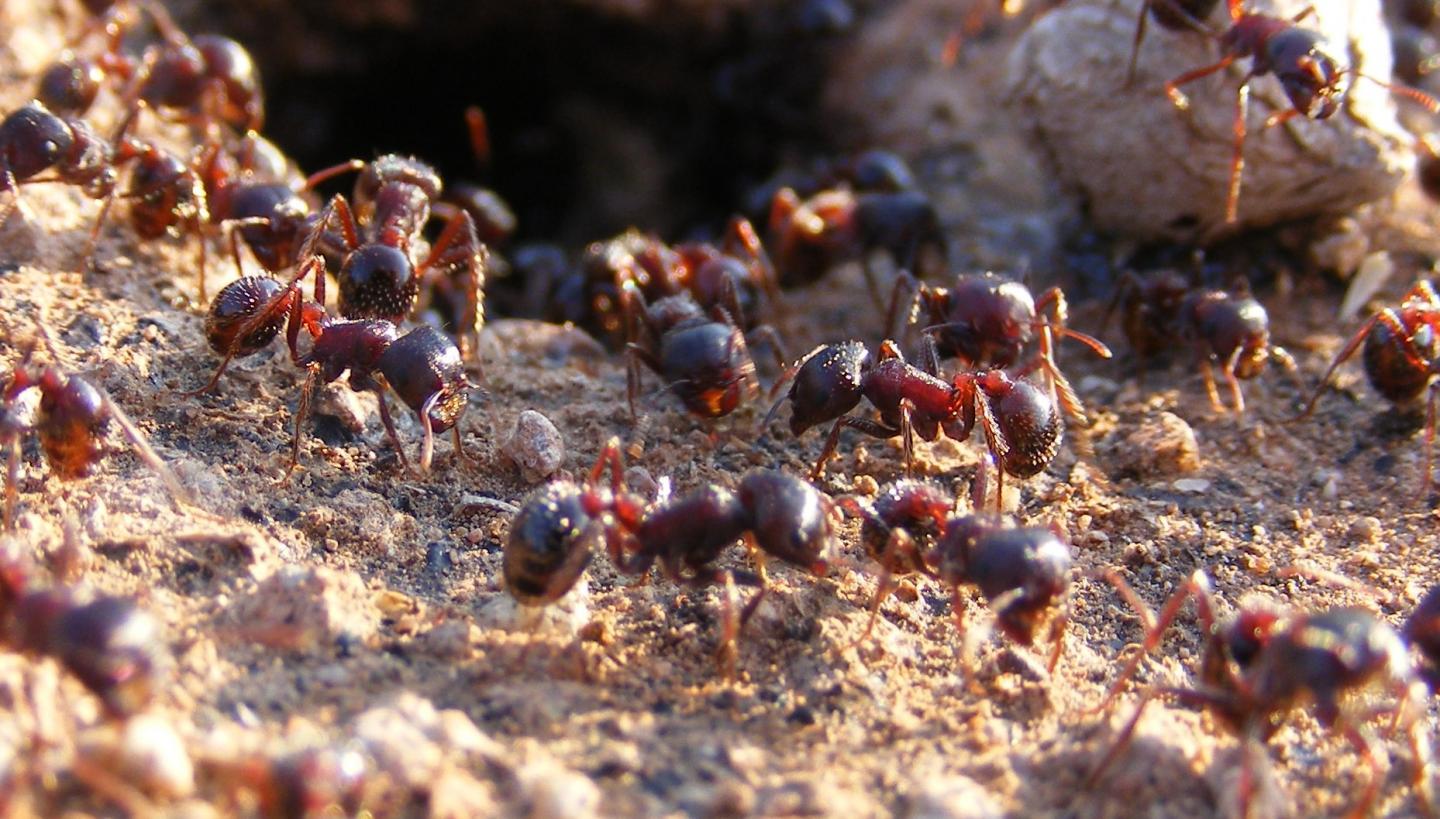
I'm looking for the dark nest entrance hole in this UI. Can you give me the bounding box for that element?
[204,0,861,246]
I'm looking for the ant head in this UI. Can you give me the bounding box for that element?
[0,103,76,179]
[1268,30,1344,119]
[1224,602,1285,668]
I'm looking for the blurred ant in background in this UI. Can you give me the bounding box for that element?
[3,323,188,529]
[1107,270,1294,412]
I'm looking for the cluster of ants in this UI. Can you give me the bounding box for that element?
[7,0,1440,815]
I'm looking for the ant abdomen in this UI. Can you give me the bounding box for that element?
[1363,318,1437,404]
[859,479,949,574]
[786,341,868,435]
[736,470,833,575]
[36,372,109,478]
[504,483,598,606]
[339,243,418,324]
[204,275,288,356]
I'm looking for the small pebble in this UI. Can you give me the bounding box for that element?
[521,761,601,819]
[1348,516,1381,545]
[314,383,368,433]
[1172,478,1211,494]
[502,410,566,483]
[1112,412,1201,478]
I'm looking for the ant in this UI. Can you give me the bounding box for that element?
[0,101,120,235]
[0,544,169,718]
[1108,271,1295,412]
[206,744,374,819]
[1087,569,1435,817]
[764,339,1061,503]
[3,333,189,529]
[1161,0,1440,224]
[504,437,835,669]
[537,220,777,349]
[302,155,488,360]
[1294,281,1440,488]
[1405,584,1440,689]
[766,184,946,300]
[889,270,1112,422]
[185,258,472,474]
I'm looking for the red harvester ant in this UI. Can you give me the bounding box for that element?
[504,437,835,670]
[0,543,170,718]
[1159,0,1439,224]
[3,333,189,529]
[186,258,472,474]
[764,339,1062,502]
[889,270,1112,423]
[1087,569,1435,817]
[838,465,1073,671]
[303,154,488,359]
[1108,271,1295,412]
[1294,281,1440,489]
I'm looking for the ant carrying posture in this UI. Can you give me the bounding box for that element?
[764,340,1062,502]
[1088,569,1435,817]
[1159,0,1440,224]
[504,437,835,669]
[1108,271,1295,412]
[0,543,170,718]
[1294,281,1440,489]
[3,334,188,529]
[186,258,471,474]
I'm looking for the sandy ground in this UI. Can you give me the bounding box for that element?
[2,0,1440,817]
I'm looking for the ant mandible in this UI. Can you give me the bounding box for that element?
[1294,281,1440,490]
[764,339,1061,505]
[1163,0,1440,224]
[1087,569,1435,817]
[3,332,189,529]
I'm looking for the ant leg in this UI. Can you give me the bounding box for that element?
[1086,569,1216,716]
[1224,81,1251,224]
[884,270,922,345]
[850,527,916,648]
[811,416,901,480]
[972,389,1009,513]
[718,570,742,677]
[285,364,319,481]
[1125,0,1150,87]
[624,344,663,422]
[373,389,410,471]
[746,325,790,396]
[1164,54,1237,112]
[1199,357,1224,411]
[812,418,848,480]
[1046,597,1069,673]
[899,398,916,478]
[723,215,781,301]
[1338,725,1386,819]
[451,426,472,465]
[1425,382,1438,496]
[1222,346,1247,413]
[102,394,191,511]
[418,208,487,359]
[1293,312,1383,420]
[301,160,364,191]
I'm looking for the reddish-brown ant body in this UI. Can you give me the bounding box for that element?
[1126,0,1222,84]
[304,155,487,358]
[623,289,758,421]
[765,340,1061,497]
[187,259,471,473]
[836,479,951,641]
[767,185,945,293]
[1088,569,1435,817]
[536,221,777,348]
[1296,281,1440,487]
[1404,584,1440,689]
[0,102,120,232]
[504,438,835,666]
[1109,271,1294,412]
[0,546,169,718]
[1162,0,1439,224]
[890,270,1111,423]
[3,341,188,529]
